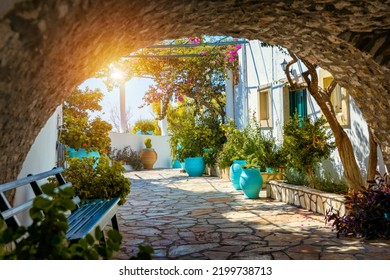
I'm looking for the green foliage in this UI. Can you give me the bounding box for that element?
[101,36,239,120]
[217,119,247,168]
[218,117,286,171]
[168,102,225,164]
[63,156,131,205]
[110,146,143,170]
[60,87,112,154]
[0,184,122,259]
[132,119,160,135]
[309,173,348,194]
[284,168,348,194]
[283,114,335,179]
[130,245,155,260]
[284,168,309,186]
[144,138,152,149]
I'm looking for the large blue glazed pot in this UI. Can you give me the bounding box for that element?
[184,157,205,177]
[239,168,263,199]
[229,159,247,190]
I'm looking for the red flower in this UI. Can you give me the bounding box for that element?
[82,143,87,147]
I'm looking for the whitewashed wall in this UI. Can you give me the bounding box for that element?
[239,40,386,180]
[109,132,172,169]
[14,106,61,225]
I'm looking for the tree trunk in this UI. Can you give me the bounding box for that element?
[311,94,364,191]
[286,52,364,192]
[367,126,378,184]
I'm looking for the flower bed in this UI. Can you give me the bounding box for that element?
[266,180,345,216]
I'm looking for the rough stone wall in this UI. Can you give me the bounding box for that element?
[0,0,389,183]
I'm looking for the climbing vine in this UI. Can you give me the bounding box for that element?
[100,36,241,120]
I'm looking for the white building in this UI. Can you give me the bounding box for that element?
[228,40,386,181]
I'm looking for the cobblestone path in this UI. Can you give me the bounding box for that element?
[114,169,390,260]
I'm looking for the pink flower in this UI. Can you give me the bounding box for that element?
[193,37,200,44]
[177,95,184,103]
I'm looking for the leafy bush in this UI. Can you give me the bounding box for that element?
[60,88,112,154]
[218,117,285,171]
[168,103,225,164]
[325,175,390,239]
[110,146,143,170]
[63,156,131,205]
[217,120,247,168]
[284,168,309,186]
[132,119,161,135]
[309,173,348,194]
[284,168,348,194]
[283,114,335,180]
[0,184,122,259]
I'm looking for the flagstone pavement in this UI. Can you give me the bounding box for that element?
[113,169,390,260]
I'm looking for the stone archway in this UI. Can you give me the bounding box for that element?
[1,0,389,183]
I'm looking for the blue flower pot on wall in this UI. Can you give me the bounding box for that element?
[172,159,182,169]
[184,157,205,177]
[229,159,247,190]
[67,147,100,168]
[239,168,263,199]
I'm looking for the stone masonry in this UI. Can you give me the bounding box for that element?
[0,0,390,183]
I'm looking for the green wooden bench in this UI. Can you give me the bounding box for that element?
[0,167,120,242]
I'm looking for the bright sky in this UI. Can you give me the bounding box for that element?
[78,77,156,127]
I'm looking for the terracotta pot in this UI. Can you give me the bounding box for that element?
[140,149,157,169]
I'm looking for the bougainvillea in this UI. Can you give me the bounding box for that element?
[102,36,241,120]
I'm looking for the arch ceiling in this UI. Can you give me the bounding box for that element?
[0,0,389,182]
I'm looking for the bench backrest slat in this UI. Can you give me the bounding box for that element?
[0,198,35,220]
[0,167,72,231]
[0,167,64,193]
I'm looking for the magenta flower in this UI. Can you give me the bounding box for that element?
[193,37,200,44]
[177,95,184,103]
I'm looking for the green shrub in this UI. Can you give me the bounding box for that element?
[284,168,309,186]
[63,156,131,205]
[218,117,285,171]
[309,173,348,194]
[283,114,335,179]
[217,120,246,168]
[168,103,225,164]
[110,146,143,170]
[132,119,160,135]
[284,168,348,194]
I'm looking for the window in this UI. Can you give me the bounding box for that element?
[259,91,268,120]
[322,75,350,127]
[289,89,308,119]
[257,88,272,127]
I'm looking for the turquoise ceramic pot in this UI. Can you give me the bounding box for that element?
[172,159,182,169]
[229,160,247,190]
[67,148,100,168]
[239,168,263,199]
[184,157,205,177]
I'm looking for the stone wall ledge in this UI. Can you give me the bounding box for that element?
[266,180,345,216]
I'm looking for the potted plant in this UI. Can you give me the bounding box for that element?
[63,156,131,205]
[139,138,158,169]
[240,158,263,199]
[132,119,161,135]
